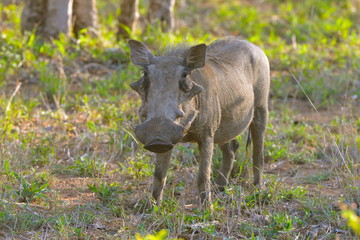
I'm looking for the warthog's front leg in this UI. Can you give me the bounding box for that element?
[197,136,214,208]
[152,151,171,204]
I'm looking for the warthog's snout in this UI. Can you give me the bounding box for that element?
[134,117,184,153]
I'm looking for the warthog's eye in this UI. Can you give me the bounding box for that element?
[181,72,188,79]
[140,78,150,92]
[140,71,150,92]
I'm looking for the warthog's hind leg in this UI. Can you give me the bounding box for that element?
[215,139,240,191]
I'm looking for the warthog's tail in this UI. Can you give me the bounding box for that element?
[245,129,252,157]
[239,129,252,180]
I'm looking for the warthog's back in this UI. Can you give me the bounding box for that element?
[190,37,270,144]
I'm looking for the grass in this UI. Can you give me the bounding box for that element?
[0,0,359,239]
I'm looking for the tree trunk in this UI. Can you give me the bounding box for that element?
[118,0,139,38]
[21,0,47,34]
[72,0,98,37]
[21,0,98,38]
[148,0,175,32]
[3,0,21,5]
[43,0,73,37]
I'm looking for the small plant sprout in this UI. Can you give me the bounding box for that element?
[88,181,123,205]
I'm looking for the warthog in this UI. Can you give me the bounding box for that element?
[128,37,270,207]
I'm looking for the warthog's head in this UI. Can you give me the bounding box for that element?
[128,40,206,153]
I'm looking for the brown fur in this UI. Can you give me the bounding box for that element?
[128,36,270,208]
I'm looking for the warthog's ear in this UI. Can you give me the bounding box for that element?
[128,40,155,67]
[184,44,207,70]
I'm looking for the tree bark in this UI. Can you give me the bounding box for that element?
[21,0,98,38]
[20,0,47,34]
[43,0,73,37]
[118,0,139,38]
[72,0,98,37]
[148,0,175,32]
[3,0,21,5]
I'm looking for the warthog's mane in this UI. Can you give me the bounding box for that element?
[160,43,191,58]
[158,36,244,63]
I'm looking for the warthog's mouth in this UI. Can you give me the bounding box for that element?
[144,140,174,153]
